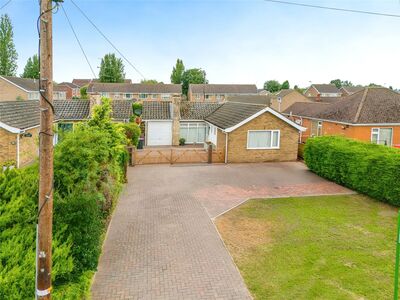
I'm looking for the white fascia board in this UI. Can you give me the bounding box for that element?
[0,121,22,133]
[224,107,306,133]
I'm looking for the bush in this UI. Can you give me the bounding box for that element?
[0,98,128,299]
[179,138,186,146]
[120,122,141,146]
[132,102,142,116]
[304,136,400,205]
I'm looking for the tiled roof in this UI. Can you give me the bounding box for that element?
[226,95,271,106]
[88,83,182,94]
[0,100,40,130]
[205,102,266,129]
[180,102,222,120]
[308,96,343,104]
[1,76,39,91]
[283,102,332,118]
[340,86,364,95]
[189,84,258,94]
[111,100,133,121]
[285,88,400,124]
[311,84,340,94]
[72,79,133,87]
[59,82,80,89]
[54,100,90,120]
[142,101,171,120]
[275,89,295,98]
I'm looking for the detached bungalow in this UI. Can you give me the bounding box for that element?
[141,100,305,163]
[284,87,400,147]
[304,84,342,98]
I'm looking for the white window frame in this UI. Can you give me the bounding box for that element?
[371,127,393,146]
[161,93,170,100]
[195,93,201,100]
[139,93,147,99]
[247,130,280,150]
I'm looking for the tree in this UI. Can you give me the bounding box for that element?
[264,80,281,93]
[181,68,207,95]
[330,79,353,89]
[140,79,159,84]
[80,86,88,99]
[0,14,18,76]
[281,80,290,90]
[170,59,185,84]
[98,53,125,83]
[21,54,39,79]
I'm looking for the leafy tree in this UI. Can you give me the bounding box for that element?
[99,53,125,83]
[264,80,281,93]
[294,85,305,94]
[140,79,159,84]
[368,83,381,87]
[181,68,207,95]
[281,80,290,90]
[80,86,88,99]
[170,58,185,84]
[330,79,353,89]
[21,54,39,79]
[0,14,18,76]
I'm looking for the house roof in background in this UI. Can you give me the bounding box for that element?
[189,84,258,94]
[310,84,340,94]
[87,83,182,94]
[59,82,80,89]
[72,79,133,87]
[180,102,222,120]
[226,95,271,106]
[205,102,266,129]
[285,88,400,124]
[1,76,39,91]
[283,102,332,118]
[142,101,171,120]
[308,96,343,104]
[54,100,90,121]
[340,86,364,94]
[0,100,41,130]
[275,89,296,98]
[111,100,134,121]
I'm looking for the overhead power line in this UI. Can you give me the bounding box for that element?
[61,4,97,79]
[0,0,13,10]
[263,0,400,18]
[69,0,146,80]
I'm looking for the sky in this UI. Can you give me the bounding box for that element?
[2,0,400,88]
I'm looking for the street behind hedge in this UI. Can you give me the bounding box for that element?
[216,194,397,300]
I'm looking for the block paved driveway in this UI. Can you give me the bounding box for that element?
[91,162,352,299]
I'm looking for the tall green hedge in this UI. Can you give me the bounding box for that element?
[0,98,128,299]
[304,136,400,206]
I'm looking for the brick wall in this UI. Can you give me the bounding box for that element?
[226,112,299,163]
[0,128,16,165]
[19,127,39,167]
[0,78,28,101]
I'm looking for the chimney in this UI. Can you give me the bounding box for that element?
[316,93,321,102]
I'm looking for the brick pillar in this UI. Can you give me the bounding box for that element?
[171,95,181,146]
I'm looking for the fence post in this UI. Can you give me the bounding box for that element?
[207,142,212,164]
[394,210,400,300]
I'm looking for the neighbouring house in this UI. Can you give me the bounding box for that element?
[304,84,342,98]
[0,99,133,167]
[57,82,81,99]
[204,102,305,163]
[141,99,305,163]
[87,82,182,102]
[226,95,271,106]
[258,89,270,95]
[339,86,364,96]
[188,84,258,102]
[72,78,133,87]
[267,89,311,112]
[0,76,66,101]
[284,87,400,147]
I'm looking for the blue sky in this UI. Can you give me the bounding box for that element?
[3,0,400,88]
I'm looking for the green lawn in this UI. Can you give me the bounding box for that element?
[216,195,398,300]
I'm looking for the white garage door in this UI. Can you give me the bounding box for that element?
[147,121,172,146]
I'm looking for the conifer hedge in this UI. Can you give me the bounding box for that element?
[0,98,138,299]
[304,136,400,206]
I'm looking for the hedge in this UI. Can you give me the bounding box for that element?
[0,98,136,299]
[304,136,400,206]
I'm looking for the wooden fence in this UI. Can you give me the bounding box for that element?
[132,147,225,165]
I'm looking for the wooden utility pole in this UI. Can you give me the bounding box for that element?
[36,0,54,299]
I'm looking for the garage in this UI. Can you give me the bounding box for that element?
[146,121,172,146]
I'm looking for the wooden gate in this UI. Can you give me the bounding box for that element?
[132,147,225,165]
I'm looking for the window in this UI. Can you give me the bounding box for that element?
[100,92,109,98]
[371,128,392,146]
[139,93,147,99]
[162,94,170,100]
[311,121,322,137]
[247,130,280,149]
[28,92,40,100]
[180,122,207,144]
[195,94,201,100]
[124,93,132,99]
[152,94,158,99]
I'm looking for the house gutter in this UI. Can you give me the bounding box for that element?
[16,134,20,168]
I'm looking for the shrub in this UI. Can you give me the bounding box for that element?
[179,138,186,146]
[120,122,141,146]
[304,136,400,205]
[132,102,142,116]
